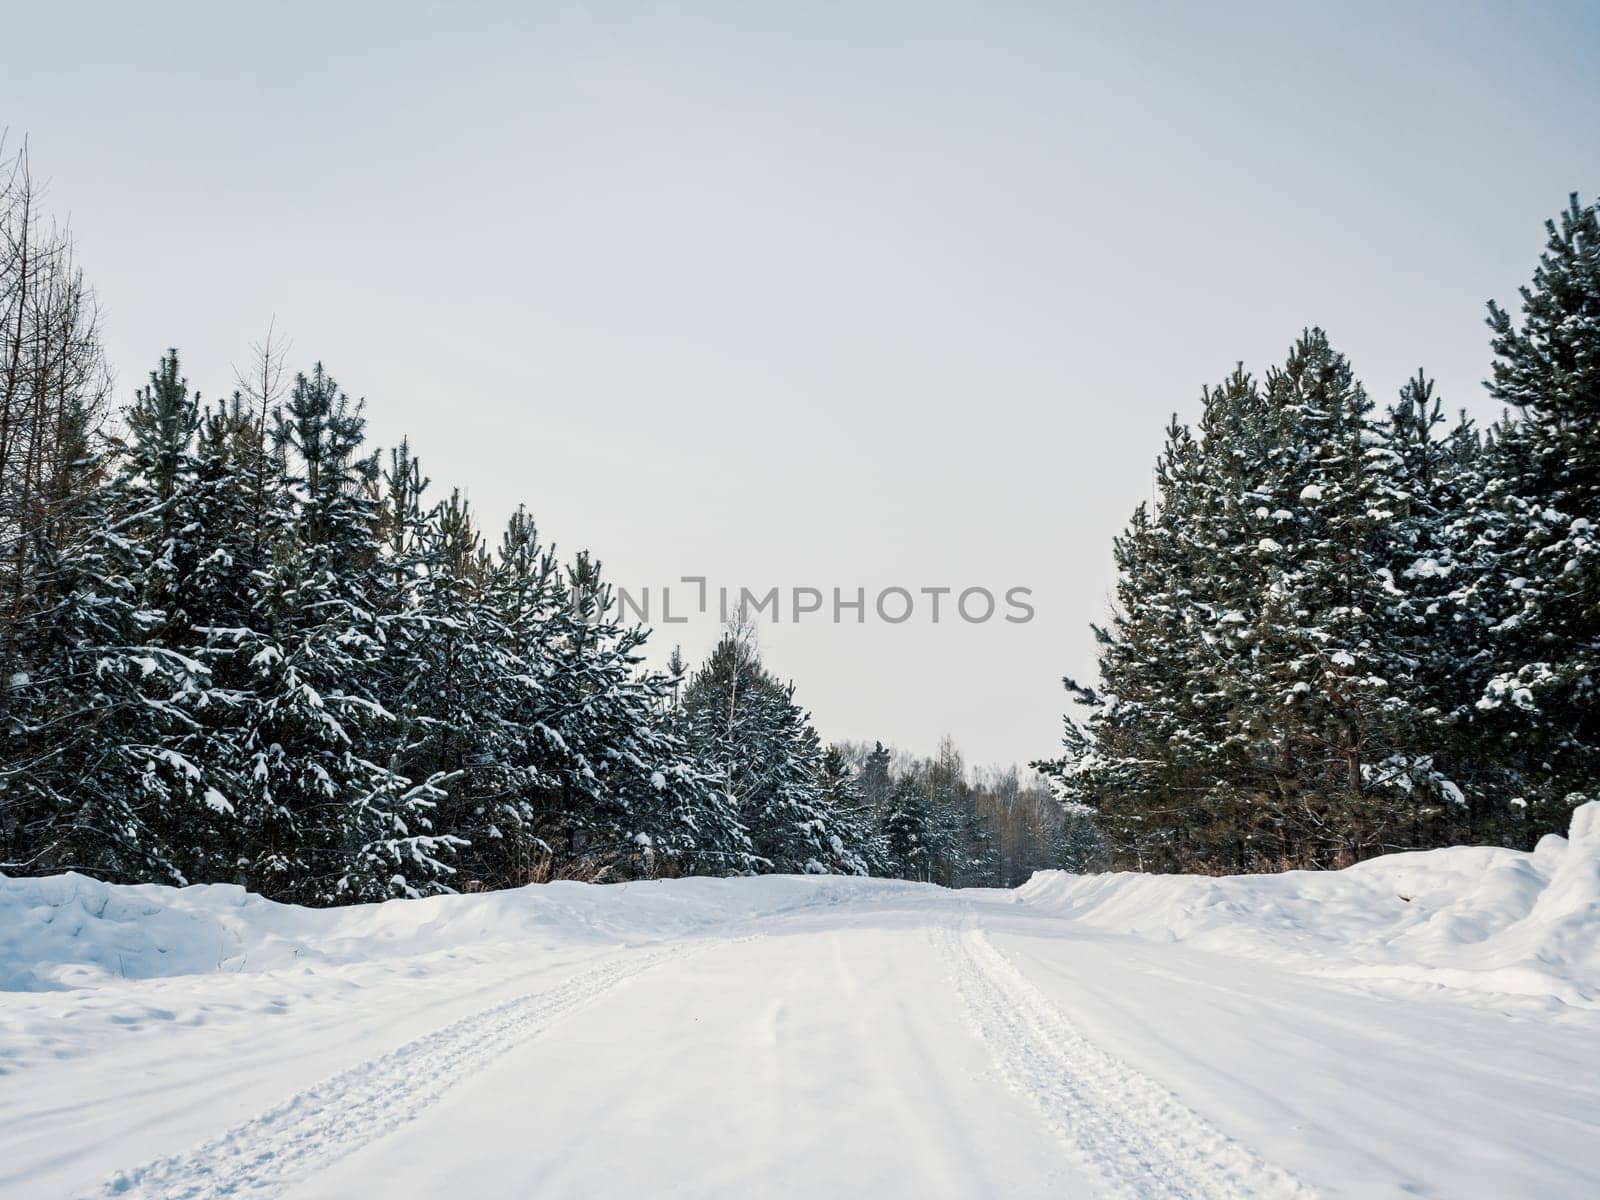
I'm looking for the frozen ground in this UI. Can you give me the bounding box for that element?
[3,805,1598,1199]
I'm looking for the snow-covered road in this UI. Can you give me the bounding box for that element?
[4,818,1600,1199]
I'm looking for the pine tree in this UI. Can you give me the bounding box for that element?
[237,366,454,902]
[1462,193,1600,835]
[859,741,893,816]
[1237,332,1409,861]
[881,774,934,882]
[552,553,752,878]
[919,737,986,885]
[1366,373,1487,843]
[1045,334,1490,870]
[679,630,867,874]
[819,745,886,874]
[369,460,484,888]
[4,487,208,882]
[1040,380,1263,869]
[3,352,247,883]
[458,524,749,884]
[459,504,568,884]
[181,390,299,884]
[108,353,243,880]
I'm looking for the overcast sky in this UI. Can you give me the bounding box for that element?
[6,1,1598,767]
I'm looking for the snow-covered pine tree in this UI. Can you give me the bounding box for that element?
[368,455,485,888]
[679,629,867,875]
[922,737,990,886]
[1039,379,1264,869]
[531,550,652,869]
[1232,331,1413,862]
[469,525,748,884]
[3,357,217,883]
[881,774,934,882]
[859,741,893,817]
[1365,373,1490,844]
[99,353,246,881]
[1213,335,1495,863]
[463,504,570,884]
[1045,334,1489,869]
[561,553,755,877]
[238,366,454,903]
[1458,194,1600,837]
[819,745,887,874]
[180,388,301,884]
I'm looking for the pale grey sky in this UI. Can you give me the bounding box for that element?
[6,1,1598,766]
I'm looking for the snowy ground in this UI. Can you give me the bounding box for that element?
[4,807,1599,1199]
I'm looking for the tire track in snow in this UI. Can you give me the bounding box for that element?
[94,940,710,1200]
[936,915,1316,1199]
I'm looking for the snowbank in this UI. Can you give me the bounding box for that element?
[6,804,1597,1010]
[0,871,909,993]
[1018,800,1600,1007]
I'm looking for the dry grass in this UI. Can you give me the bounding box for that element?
[515,852,623,886]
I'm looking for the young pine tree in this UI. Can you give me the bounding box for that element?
[239,366,454,902]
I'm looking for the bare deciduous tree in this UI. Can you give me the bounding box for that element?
[0,138,114,864]
[0,136,112,598]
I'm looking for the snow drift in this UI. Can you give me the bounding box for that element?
[1018,800,1600,1008]
[0,871,910,993]
[4,802,1597,1009]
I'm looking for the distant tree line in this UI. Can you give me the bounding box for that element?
[664,620,1095,886]
[1038,194,1599,872]
[829,738,1102,886]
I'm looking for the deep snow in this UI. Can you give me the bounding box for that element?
[1017,798,1600,1010]
[2,805,1598,1199]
